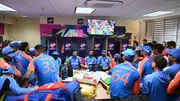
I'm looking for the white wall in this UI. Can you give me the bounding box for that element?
[4,18,40,47]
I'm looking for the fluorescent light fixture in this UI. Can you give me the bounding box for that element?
[22,15,27,17]
[75,7,95,14]
[0,3,16,11]
[143,11,173,17]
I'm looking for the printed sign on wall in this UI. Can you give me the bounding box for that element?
[108,38,115,55]
[79,38,86,57]
[94,37,102,56]
[47,17,54,24]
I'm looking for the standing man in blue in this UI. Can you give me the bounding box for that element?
[138,45,154,83]
[109,49,140,98]
[97,50,110,71]
[0,46,21,77]
[164,48,180,79]
[52,51,62,77]
[141,55,171,101]
[15,42,37,86]
[68,51,82,70]
[23,45,58,86]
[84,50,97,71]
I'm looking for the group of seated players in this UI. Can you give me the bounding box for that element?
[0,40,179,101]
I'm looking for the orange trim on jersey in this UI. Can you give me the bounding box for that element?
[137,57,149,78]
[0,58,10,69]
[108,51,115,68]
[0,58,21,77]
[13,67,21,77]
[27,54,42,73]
[167,71,180,94]
[45,94,53,101]
[138,57,144,61]
[22,52,33,62]
[132,79,140,95]
[150,53,153,58]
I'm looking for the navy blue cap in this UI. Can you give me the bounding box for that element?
[113,53,121,58]
[10,41,20,47]
[52,51,60,56]
[141,45,152,55]
[101,50,107,55]
[2,67,15,74]
[2,46,17,57]
[166,48,180,60]
[30,48,36,53]
[122,49,135,59]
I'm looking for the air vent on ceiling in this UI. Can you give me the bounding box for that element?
[84,0,123,8]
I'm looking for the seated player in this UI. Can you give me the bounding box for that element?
[84,50,97,71]
[0,68,37,95]
[109,49,140,98]
[0,46,21,77]
[141,55,171,101]
[23,45,58,86]
[51,51,62,79]
[97,50,110,71]
[138,45,154,83]
[68,51,82,70]
[113,53,121,65]
[164,48,180,79]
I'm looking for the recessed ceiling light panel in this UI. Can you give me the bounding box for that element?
[0,3,17,11]
[143,11,174,17]
[22,15,27,17]
[75,7,95,14]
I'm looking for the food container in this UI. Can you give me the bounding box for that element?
[80,83,97,99]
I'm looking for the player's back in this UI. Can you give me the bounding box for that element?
[15,52,30,76]
[34,54,58,86]
[141,71,171,101]
[110,62,140,98]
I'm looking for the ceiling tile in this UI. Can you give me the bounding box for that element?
[23,0,57,15]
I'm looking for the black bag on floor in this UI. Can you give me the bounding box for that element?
[121,95,152,101]
[0,78,10,101]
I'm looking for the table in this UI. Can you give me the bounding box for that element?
[74,70,111,99]
[95,84,110,99]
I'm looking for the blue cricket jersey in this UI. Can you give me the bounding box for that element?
[110,62,140,98]
[0,75,36,95]
[141,71,171,101]
[15,52,31,76]
[97,56,110,68]
[68,56,81,69]
[31,54,58,86]
[84,56,97,69]
[140,57,154,81]
[164,64,180,79]
[55,57,62,75]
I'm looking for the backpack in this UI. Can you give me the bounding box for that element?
[60,65,68,80]
[22,81,80,101]
[0,79,10,101]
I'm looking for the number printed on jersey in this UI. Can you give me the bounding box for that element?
[112,70,130,86]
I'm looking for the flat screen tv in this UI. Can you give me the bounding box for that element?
[88,19,115,35]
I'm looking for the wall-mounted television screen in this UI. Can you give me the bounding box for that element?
[88,19,115,35]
